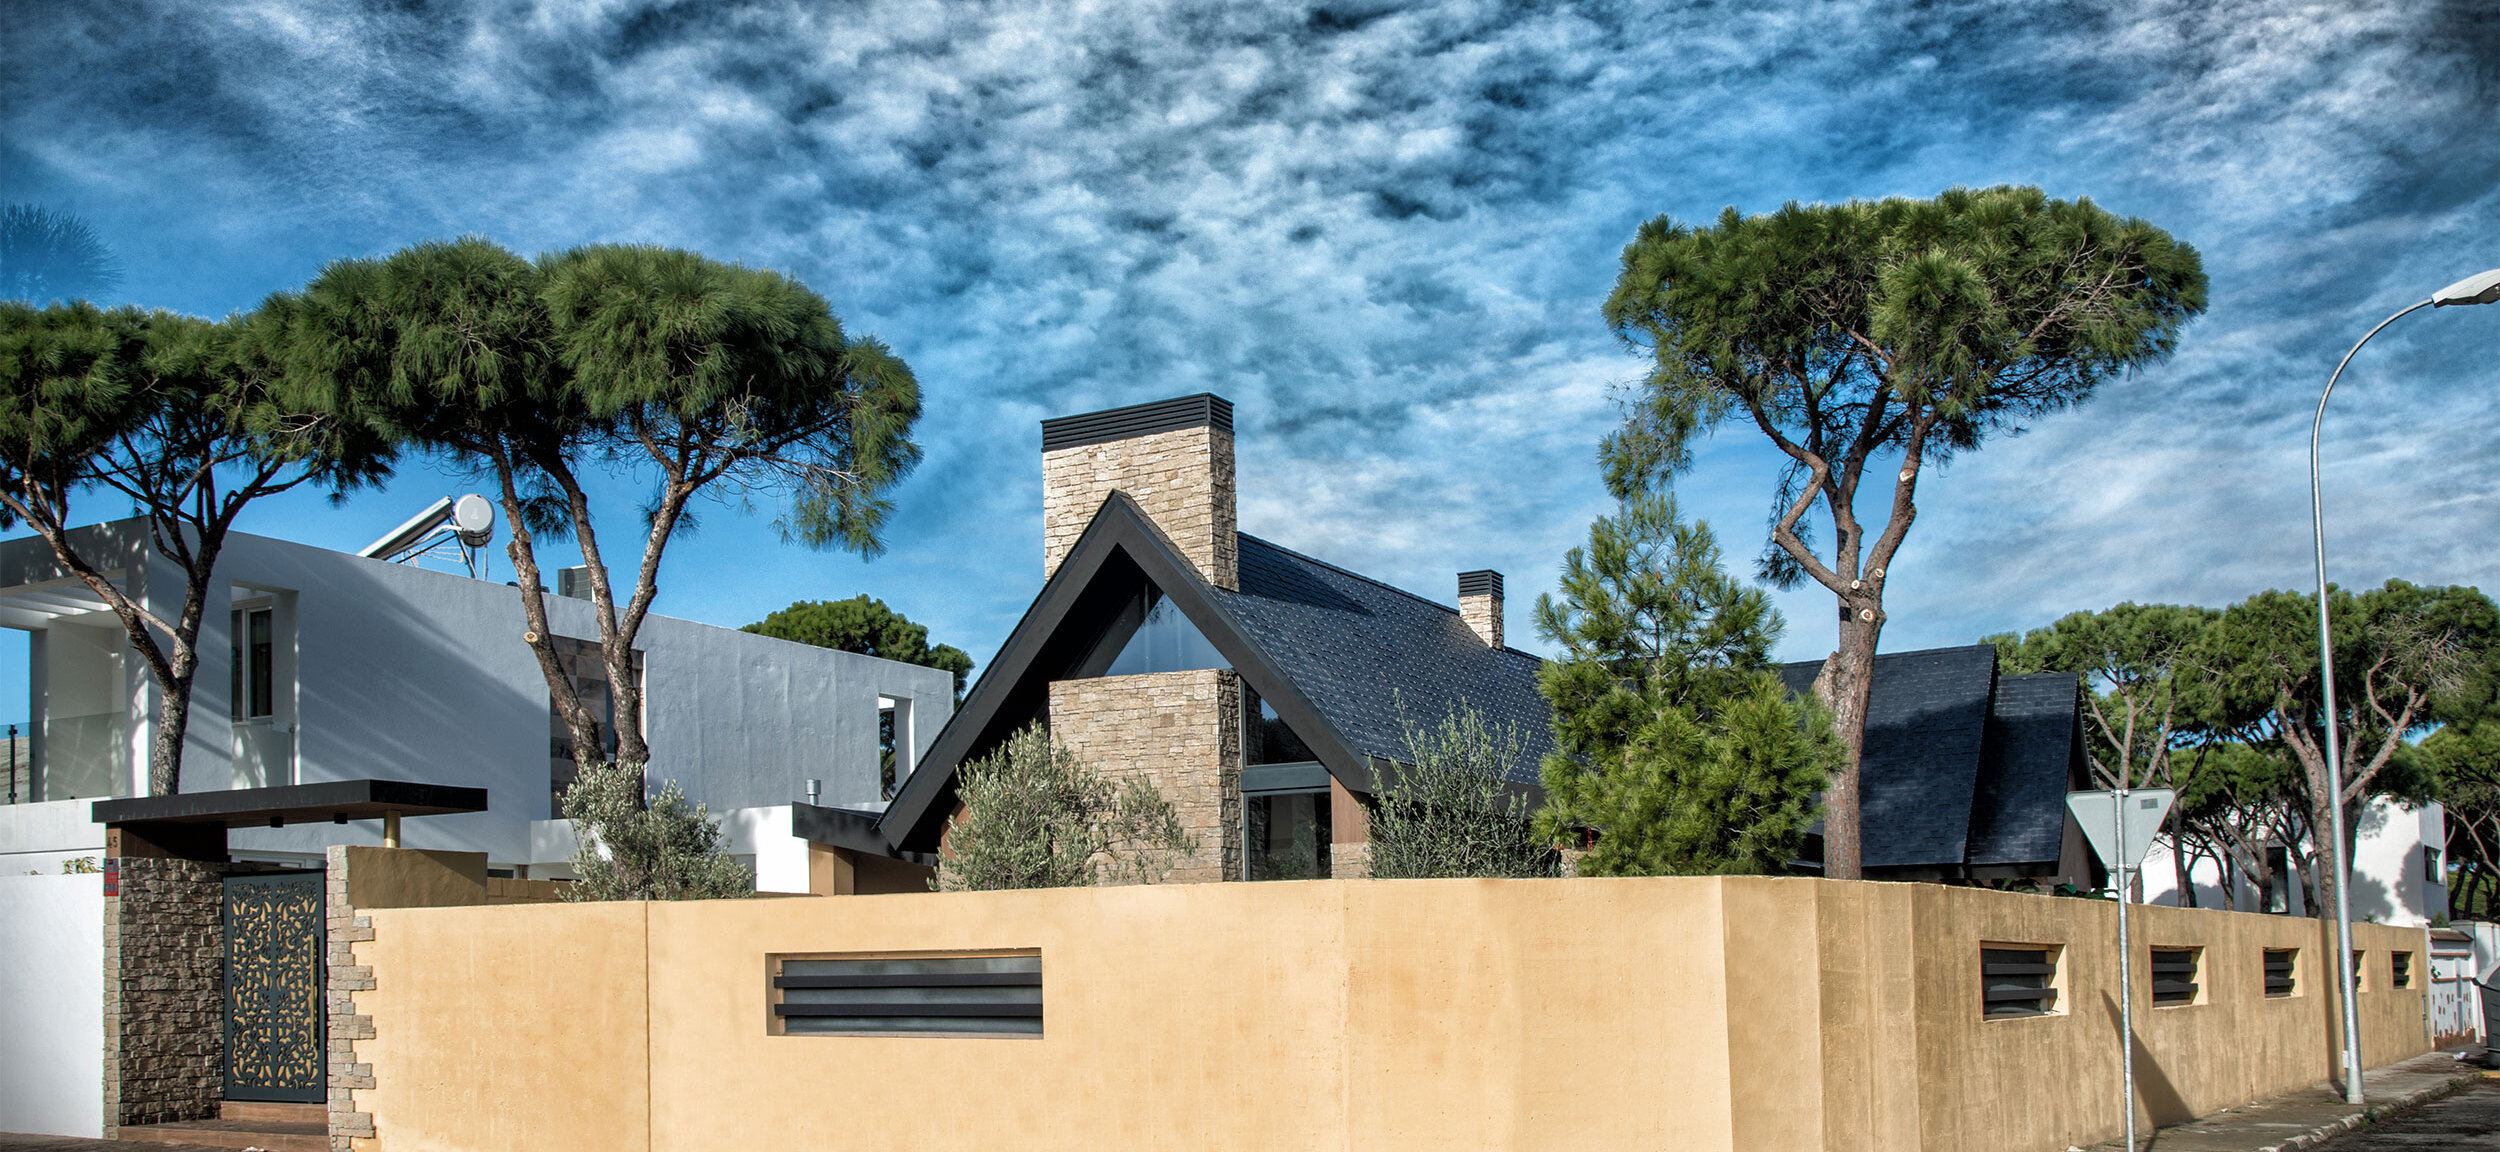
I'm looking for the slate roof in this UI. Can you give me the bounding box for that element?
[1966,673,2086,867]
[1772,648,2083,875]
[1217,534,1553,784]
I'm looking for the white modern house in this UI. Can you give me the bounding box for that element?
[0,514,953,886]
[2138,797,2448,926]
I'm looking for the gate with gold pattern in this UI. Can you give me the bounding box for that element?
[222,871,327,1103]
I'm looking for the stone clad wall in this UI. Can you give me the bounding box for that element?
[1042,425,1237,591]
[324,847,377,1152]
[1048,670,1240,883]
[101,856,224,1130]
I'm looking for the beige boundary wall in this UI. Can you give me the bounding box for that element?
[346,877,2429,1152]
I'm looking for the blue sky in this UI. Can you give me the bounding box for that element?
[3,0,2496,725]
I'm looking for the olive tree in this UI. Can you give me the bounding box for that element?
[1601,185,2206,876]
[934,725,1195,891]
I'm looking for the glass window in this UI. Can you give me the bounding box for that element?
[549,637,642,817]
[248,608,274,719]
[230,606,275,721]
[1242,685,1317,766]
[1245,790,1332,881]
[1103,588,1227,677]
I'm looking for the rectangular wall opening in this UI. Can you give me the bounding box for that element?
[2263,948,2298,997]
[229,592,296,789]
[1980,944,2061,1019]
[2391,951,2412,989]
[2150,947,2200,1006]
[877,696,912,800]
[769,951,1041,1037]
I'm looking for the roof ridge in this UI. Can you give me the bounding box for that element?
[1235,531,1466,620]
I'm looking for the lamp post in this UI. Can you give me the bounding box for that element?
[2309,266,2500,1105]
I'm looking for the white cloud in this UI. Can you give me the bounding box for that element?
[3,0,2492,669]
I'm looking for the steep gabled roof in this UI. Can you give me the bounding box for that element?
[1966,672,2087,868]
[851,493,1544,858]
[1218,535,1553,784]
[1780,644,2011,872]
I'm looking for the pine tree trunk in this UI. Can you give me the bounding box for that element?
[1817,609,1882,880]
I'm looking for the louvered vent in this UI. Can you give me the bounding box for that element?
[771,952,1042,1037]
[1980,945,2059,1019]
[2263,948,2297,997]
[2150,947,2199,1006]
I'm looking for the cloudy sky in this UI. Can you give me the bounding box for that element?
[4,0,2496,715]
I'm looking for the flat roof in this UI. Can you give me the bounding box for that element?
[92,779,489,829]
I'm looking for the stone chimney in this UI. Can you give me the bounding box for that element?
[1041,394,1237,591]
[1457,569,1503,648]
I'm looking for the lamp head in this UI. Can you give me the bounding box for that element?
[2431,267,2500,307]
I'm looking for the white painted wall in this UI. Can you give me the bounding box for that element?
[720,804,812,894]
[0,872,103,1137]
[0,522,955,874]
[2141,797,2445,926]
[0,798,105,874]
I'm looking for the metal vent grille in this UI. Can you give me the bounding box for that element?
[1981,946,2059,1019]
[2263,948,2297,997]
[772,953,1042,1036]
[1040,394,1233,451]
[2392,951,2412,989]
[2150,947,2199,1006]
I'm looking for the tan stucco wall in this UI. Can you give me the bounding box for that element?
[1799,883,2431,1152]
[1041,424,1237,589]
[339,847,486,910]
[350,878,2433,1152]
[1048,670,1240,882]
[351,900,650,1152]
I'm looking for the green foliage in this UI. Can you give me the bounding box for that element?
[1,204,123,303]
[0,300,393,794]
[1367,704,1557,879]
[1601,184,2208,510]
[278,237,924,776]
[535,243,924,556]
[743,595,974,698]
[0,300,138,519]
[560,760,753,901]
[935,725,1195,891]
[1983,601,2219,789]
[1597,185,2204,879]
[1532,494,1838,876]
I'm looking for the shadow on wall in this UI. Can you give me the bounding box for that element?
[2345,802,2403,924]
[220,543,548,857]
[2102,986,2195,1127]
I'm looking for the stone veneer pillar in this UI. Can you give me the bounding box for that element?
[324,846,377,1151]
[1048,669,1241,882]
[100,854,227,1132]
[1041,395,1237,591]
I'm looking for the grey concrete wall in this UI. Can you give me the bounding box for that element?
[0,522,953,868]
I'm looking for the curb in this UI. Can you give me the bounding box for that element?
[2251,1068,2485,1152]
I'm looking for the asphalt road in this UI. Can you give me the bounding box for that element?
[2316,1080,2500,1149]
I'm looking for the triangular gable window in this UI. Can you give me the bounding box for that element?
[1103,587,1229,676]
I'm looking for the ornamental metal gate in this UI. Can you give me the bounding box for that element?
[222,871,327,1103]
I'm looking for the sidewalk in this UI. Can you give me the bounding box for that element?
[2082,1051,2488,1151]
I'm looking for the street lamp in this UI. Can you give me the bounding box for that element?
[2309,265,2500,1105]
